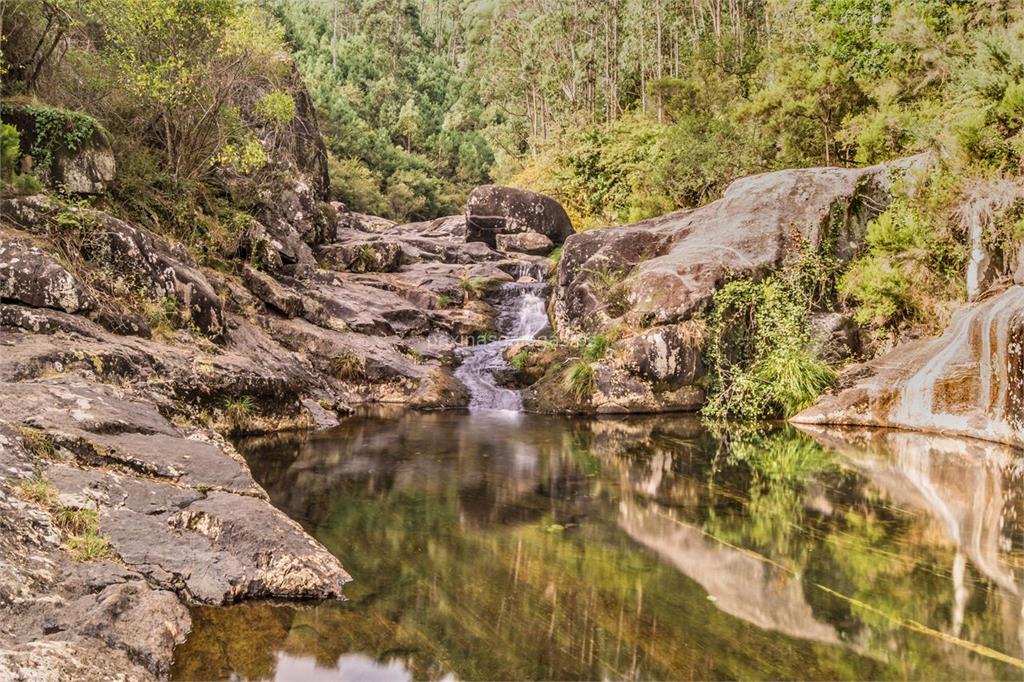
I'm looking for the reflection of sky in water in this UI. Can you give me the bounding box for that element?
[274,653,449,682]
[173,412,1024,681]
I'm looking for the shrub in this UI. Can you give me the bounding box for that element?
[435,293,454,309]
[254,91,296,127]
[509,349,530,369]
[581,333,610,362]
[703,277,835,420]
[0,122,20,180]
[563,360,595,401]
[840,257,914,326]
[223,395,257,427]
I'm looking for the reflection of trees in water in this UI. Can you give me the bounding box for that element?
[174,414,1024,681]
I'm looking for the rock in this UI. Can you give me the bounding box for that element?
[319,240,404,273]
[1,196,227,341]
[793,285,1024,448]
[409,367,470,409]
[496,232,555,256]
[809,313,862,364]
[616,323,704,389]
[238,216,315,274]
[335,208,397,234]
[593,365,704,414]
[242,265,304,318]
[553,159,917,338]
[55,144,116,195]
[2,104,115,194]
[466,185,574,247]
[0,231,95,313]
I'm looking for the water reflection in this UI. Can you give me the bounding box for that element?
[172,411,1024,681]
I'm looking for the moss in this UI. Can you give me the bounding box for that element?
[1,103,105,177]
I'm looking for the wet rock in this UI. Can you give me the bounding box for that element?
[496,232,555,256]
[466,185,574,247]
[793,285,1024,447]
[0,231,95,313]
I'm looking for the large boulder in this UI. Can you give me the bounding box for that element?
[2,103,115,194]
[466,185,574,247]
[793,285,1024,448]
[1,195,226,340]
[0,230,95,313]
[553,159,921,338]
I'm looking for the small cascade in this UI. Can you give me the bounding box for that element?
[454,263,551,411]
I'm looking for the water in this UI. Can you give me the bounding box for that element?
[171,410,1024,681]
[453,269,551,412]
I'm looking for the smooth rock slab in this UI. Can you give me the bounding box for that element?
[793,285,1024,447]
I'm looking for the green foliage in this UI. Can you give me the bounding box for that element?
[269,0,494,220]
[562,360,595,401]
[328,156,388,215]
[223,395,258,428]
[1,103,102,178]
[254,91,297,127]
[703,277,835,420]
[509,349,530,370]
[840,199,964,330]
[580,334,610,362]
[0,123,20,180]
[435,293,454,310]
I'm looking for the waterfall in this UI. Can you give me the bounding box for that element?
[454,266,550,412]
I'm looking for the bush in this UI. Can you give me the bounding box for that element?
[563,360,595,401]
[254,91,297,127]
[703,277,835,420]
[840,256,913,326]
[0,122,19,180]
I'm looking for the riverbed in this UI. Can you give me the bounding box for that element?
[171,409,1024,680]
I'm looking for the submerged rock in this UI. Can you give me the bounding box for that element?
[793,285,1024,447]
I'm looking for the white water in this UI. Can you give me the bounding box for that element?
[454,273,550,412]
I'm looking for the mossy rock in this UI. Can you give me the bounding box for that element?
[1,102,115,194]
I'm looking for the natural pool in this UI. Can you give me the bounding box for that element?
[171,409,1024,681]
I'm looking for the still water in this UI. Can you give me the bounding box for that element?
[171,409,1024,680]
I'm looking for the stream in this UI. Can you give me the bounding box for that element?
[170,276,1024,681]
[453,264,551,411]
[171,410,1024,681]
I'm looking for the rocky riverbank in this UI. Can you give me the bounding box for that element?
[3,67,1023,682]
